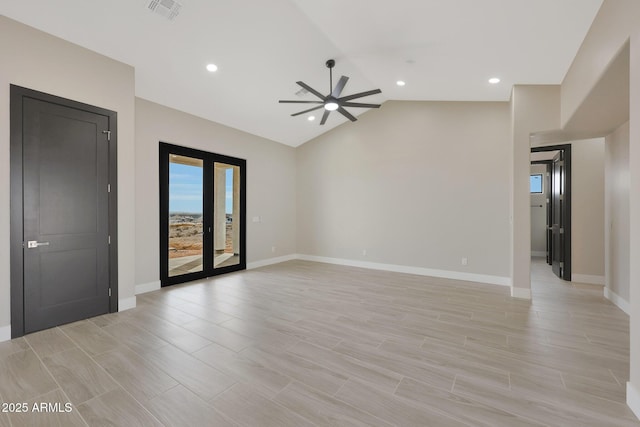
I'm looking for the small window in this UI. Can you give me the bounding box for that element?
[530,174,543,193]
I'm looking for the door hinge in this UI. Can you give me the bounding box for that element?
[108,288,112,297]
[560,228,564,234]
[108,235,111,244]
[102,130,111,141]
[108,184,111,193]
[559,262,564,268]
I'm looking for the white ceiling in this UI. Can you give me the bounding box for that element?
[1,0,603,147]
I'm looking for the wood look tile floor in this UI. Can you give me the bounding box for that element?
[1,258,638,426]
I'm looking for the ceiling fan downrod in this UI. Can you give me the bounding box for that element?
[326,59,335,93]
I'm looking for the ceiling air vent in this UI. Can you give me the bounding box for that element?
[147,0,182,20]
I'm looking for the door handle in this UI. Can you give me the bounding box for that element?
[27,241,50,248]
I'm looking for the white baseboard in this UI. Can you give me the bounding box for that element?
[531,251,546,258]
[0,325,11,343]
[136,280,161,295]
[604,287,630,315]
[247,254,298,269]
[297,254,511,287]
[572,273,605,285]
[511,286,532,300]
[627,382,640,421]
[119,296,136,312]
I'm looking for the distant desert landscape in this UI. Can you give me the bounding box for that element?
[169,213,233,258]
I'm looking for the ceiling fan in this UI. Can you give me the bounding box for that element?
[279,59,382,125]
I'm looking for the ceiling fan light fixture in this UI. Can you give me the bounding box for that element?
[324,101,339,111]
[279,59,382,125]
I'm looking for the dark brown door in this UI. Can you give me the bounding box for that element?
[551,151,565,279]
[22,97,111,333]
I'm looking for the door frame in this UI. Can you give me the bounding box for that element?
[531,144,572,281]
[10,85,118,338]
[159,142,247,287]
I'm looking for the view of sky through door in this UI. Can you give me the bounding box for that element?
[168,155,204,276]
[169,162,233,214]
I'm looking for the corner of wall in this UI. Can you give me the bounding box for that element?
[135,281,161,295]
[511,286,532,300]
[604,287,631,315]
[0,325,11,343]
[627,382,640,421]
[118,297,136,312]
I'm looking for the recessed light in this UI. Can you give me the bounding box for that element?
[308,116,315,121]
[206,63,218,72]
[488,77,500,84]
[396,80,406,86]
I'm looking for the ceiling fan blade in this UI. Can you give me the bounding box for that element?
[291,105,325,117]
[339,88,382,102]
[320,109,330,125]
[331,76,349,98]
[341,102,381,108]
[279,100,324,104]
[296,81,326,100]
[337,107,357,122]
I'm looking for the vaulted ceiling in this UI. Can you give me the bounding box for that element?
[1,0,603,146]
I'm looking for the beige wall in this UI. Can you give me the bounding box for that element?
[297,101,511,282]
[511,85,561,298]
[571,138,605,280]
[0,17,136,334]
[3,4,640,417]
[561,0,640,128]
[559,0,640,413]
[629,30,640,404]
[605,122,630,302]
[529,139,605,281]
[135,98,297,287]
[530,164,548,255]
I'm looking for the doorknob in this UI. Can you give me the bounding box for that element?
[27,241,50,248]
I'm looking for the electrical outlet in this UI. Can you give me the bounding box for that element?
[461,257,468,266]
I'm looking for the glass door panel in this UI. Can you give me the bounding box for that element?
[213,163,241,269]
[160,142,246,286]
[168,154,204,277]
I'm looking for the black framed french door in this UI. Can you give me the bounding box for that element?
[159,142,246,286]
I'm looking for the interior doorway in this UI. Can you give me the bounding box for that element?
[531,144,572,281]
